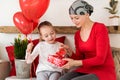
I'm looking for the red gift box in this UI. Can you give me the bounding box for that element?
[48,48,68,67]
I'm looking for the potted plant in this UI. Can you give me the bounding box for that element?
[104,0,119,26]
[13,34,31,79]
[14,34,28,59]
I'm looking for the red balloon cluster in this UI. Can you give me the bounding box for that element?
[13,0,50,35]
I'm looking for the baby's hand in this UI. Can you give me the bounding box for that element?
[59,43,73,57]
[26,42,34,53]
[59,43,69,49]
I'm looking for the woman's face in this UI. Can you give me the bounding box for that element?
[70,14,88,28]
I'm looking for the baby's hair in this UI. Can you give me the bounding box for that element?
[38,21,53,31]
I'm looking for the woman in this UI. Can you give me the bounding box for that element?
[58,0,116,80]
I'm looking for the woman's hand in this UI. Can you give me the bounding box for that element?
[61,58,82,69]
[61,58,75,69]
[26,42,34,53]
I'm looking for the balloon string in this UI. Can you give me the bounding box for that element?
[29,34,32,42]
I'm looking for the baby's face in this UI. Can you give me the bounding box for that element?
[40,26,56,44]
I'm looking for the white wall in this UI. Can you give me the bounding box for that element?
[0,0,120,60]
[0,0,120,26]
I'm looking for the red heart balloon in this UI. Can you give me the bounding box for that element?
[13,12,38,35]
[19,0,50,22]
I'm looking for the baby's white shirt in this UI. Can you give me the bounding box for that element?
[26,41,62,75]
